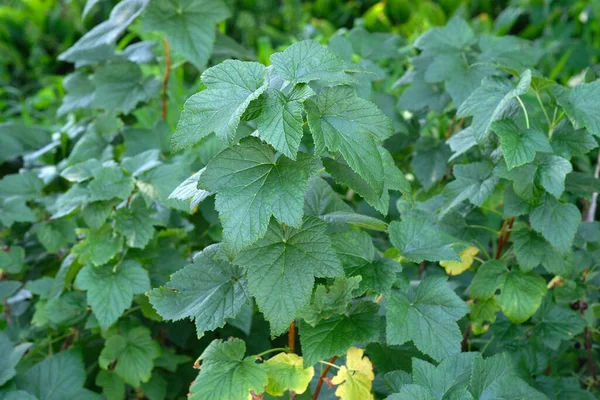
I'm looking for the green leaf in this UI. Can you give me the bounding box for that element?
[142,0,230,70]
[114,200,158,249]
[470,260,547,323]
[88,166,135,202]
[35,218,77,253]
[199,137,318,254]
[270,40,354,84]
[332,230,397,295]
[306,85,393,194]
[411,137,451,190]
[99,326,160,387]
[300,276,362,326]
[414,18,476,54]
[441,160,499,216]
[168,169,211,212]
[0,332,31,386]
[0,246,25,274]
[61,159,103,183]
[18,350,94,400]
[299,302,381,366]
[96,370,125,400]
[386,384,435,400]
[533,299,586,350]
[58,71,95,115]
[491,119,552,170]
[511,229,573,275]
[172,60,267,150]
[536,154,572,198]
[410,353,477,400]
[148,244,250,337]
[235,217,342,335]
[457,70,532,141]
[389,214,460,263]
[470,353,547,399]
[0,171,44,200]
[0,197,37,227]
[93,61,161,114]
[323,146,411,215]
[121,149,162,177]
[72,224,124,266]
[550,120,598,159]
[257,85,314,159]
[530,194,580,253]
[265,353,314,396]
[82,201,115,230]
[189,338,268,400]
[555,81,600,137]
[74,260,150,329]
[386,276,469,361]
[136,163,191,210]
[58,0,147,63]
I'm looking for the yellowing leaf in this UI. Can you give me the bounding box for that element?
[331,347,374,400]
[265,353,314,396]
[440,246,479,276]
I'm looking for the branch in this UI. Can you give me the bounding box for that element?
[288,320,296,353]
[312,356,338,400]
[161,38,171,120]
[586,151,600,222]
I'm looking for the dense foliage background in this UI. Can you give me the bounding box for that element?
[1,0,600,399]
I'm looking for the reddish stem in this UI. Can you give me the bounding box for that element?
[288,320,296,353]
[312,356,338,400]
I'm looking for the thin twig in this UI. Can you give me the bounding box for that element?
[313,356,338,400]
[161,37,171,120]
[585,152,600,222]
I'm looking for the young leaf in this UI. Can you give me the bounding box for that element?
[172,60,268,150]
[386,276,469,361]
[148,245,250,337]
[331,347,375,400]
[114,200,159,249]
[265,353,314,396]
[189,338,267,400]
[235,217,343,335]
[199,137,318,254]
[440,246,479,276]
[74,261,150,330]
[257,85,314,159]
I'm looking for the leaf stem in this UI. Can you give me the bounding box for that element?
[312,356,338,400]
[516,96,530,129]
[318,360,340,369]
[254,347,290,358]
[161,37,171,120]
[535,90,552,128]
